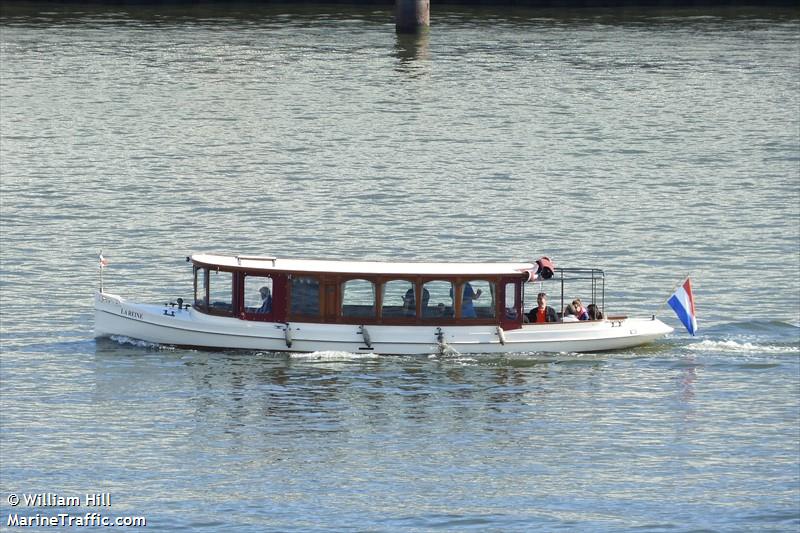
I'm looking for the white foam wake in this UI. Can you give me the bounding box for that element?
[686,339,799,354]
[109,335,171,350]
[290,350,380,361]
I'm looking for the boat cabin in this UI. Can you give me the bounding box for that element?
[189,253,604,330]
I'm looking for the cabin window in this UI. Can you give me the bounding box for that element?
[422,281,454,318]
[341,279,376,319]
[290,276,320,317]
[208,270,234,314]
[244,275,273,314]
[194,267,208,309]
[461,280,495,319]
[382,279,417,318]
[504,281,519,320]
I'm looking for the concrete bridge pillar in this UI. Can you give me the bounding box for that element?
[396,0,429,34]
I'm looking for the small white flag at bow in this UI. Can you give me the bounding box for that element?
[99,252,109,269]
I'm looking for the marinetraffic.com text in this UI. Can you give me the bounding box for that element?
[6,493,146,528]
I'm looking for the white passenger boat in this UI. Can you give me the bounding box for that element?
[94,253,673,355]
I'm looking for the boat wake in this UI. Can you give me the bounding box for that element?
[290,350,380,361]
[713,319,799,335]
[109,335,172,351]
[685,339,798,354]
[686,320,800,355]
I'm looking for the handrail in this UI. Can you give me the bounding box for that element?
[552,267,605,280]
[236,255,277,266]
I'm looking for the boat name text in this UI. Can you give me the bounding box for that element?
[120,308,143,320]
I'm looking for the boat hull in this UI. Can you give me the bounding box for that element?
[94,292,673,355]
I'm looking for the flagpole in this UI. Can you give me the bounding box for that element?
[98,250,106,293]
[653,272,692,317]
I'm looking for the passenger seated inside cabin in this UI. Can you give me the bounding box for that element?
[257,286,272,313]
[403,287,430,316]
[572,298,589,321]
[587,303,603,320]
[421,281,455,318]
[562,304,579,322]
[527,292,557,323]
[422,302,450,318]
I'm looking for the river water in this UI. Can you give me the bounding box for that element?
[1,3,798,531]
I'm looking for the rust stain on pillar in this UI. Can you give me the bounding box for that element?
[396,0,429,34]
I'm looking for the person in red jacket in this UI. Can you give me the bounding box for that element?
[528,292,557,323]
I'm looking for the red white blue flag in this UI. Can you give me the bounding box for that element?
[668,277,697,336]
[99,252,109,269]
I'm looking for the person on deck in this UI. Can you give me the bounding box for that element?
[587,303,603,320]
[562,304,580,322]
[528,292,557,323]
[572,298,589,321]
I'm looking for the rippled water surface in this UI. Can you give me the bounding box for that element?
[1,4,799,531]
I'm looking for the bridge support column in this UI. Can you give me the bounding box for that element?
[395,0,429,34]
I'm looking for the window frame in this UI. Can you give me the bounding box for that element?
[457,279,496,320]
[193,266,209,312]
[240,272,276,322]
[192,267,236,317]
[419,279,456,322]
[340,278,378,321]
[287,274,322,321]
[205,268,235,317]
[380,278,420,323]
[500,278,523,330]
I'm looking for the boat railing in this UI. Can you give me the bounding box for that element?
[551,267,605,319]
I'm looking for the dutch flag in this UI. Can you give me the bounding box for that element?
[668,277,697,336]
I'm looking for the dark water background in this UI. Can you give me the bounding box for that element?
[1,3,798,531]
